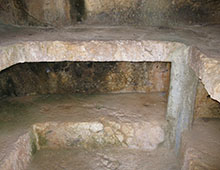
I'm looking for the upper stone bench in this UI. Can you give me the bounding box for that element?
[0,24,220,103]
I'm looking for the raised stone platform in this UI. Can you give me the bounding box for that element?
[0,24,219,104]
[0,93,167,169]
[0,24,219,102]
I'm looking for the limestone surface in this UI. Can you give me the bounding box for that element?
[0,93,167,170]
[0,0,219,26]
[194,81,220,118]
[25,0,72,25]
[0,25,219,103]
[32,120,165,151]
[0,25,219,162]
[0,133,32,170]
[181,119,220,170]
[0,62,170,96]
[27,147,180,170]
[0,25,219,153]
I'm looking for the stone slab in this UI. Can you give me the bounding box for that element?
[0,24,219,103]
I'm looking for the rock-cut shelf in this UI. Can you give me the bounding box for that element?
[0,24,219,102]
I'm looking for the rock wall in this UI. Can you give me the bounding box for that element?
[194,81,220,119]
[0,0,78,26]
[24,0,73,26]
[141,0,220,26]
[0,62,170,97]
[85,0,220,26]
[0,0,219,26]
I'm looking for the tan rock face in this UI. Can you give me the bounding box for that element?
[0,62,170,96]
[194,81,220,119]
[189,48,220,103]
[181,119,220,170]
[1,0,219,26]
[0,0,76,26]
[32,120,165,151]
[83,0,141,24]
[25,0,72,25]
[127,122,165,150]
[85,0,137,15]
[0,133,32,170]
[0,38,218,103]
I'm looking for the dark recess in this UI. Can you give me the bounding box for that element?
[0,61,170,97]
[70,0,85,22]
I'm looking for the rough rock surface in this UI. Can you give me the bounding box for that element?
[24,0,73,26]
[0,133,32,170]
[181,119,220,170]
[27,147,180,170]
[32,120,165,151]
[0,93,167,170]
[0,23,219,170]
[194,81,220,118]
[0,0,77,26]
[0,62,170,96]
[0,0,219,26]
[0,119,165,170]
[85,0,220,26]
[0,24,219,153]
[189,47,220,103]
[0,25,219,103]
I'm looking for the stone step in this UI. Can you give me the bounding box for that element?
[32,120,165,151]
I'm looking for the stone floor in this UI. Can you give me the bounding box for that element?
[181,118,220,170]
[27,147,179,170]
[0,92,168,169]
[0,92,220,170]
